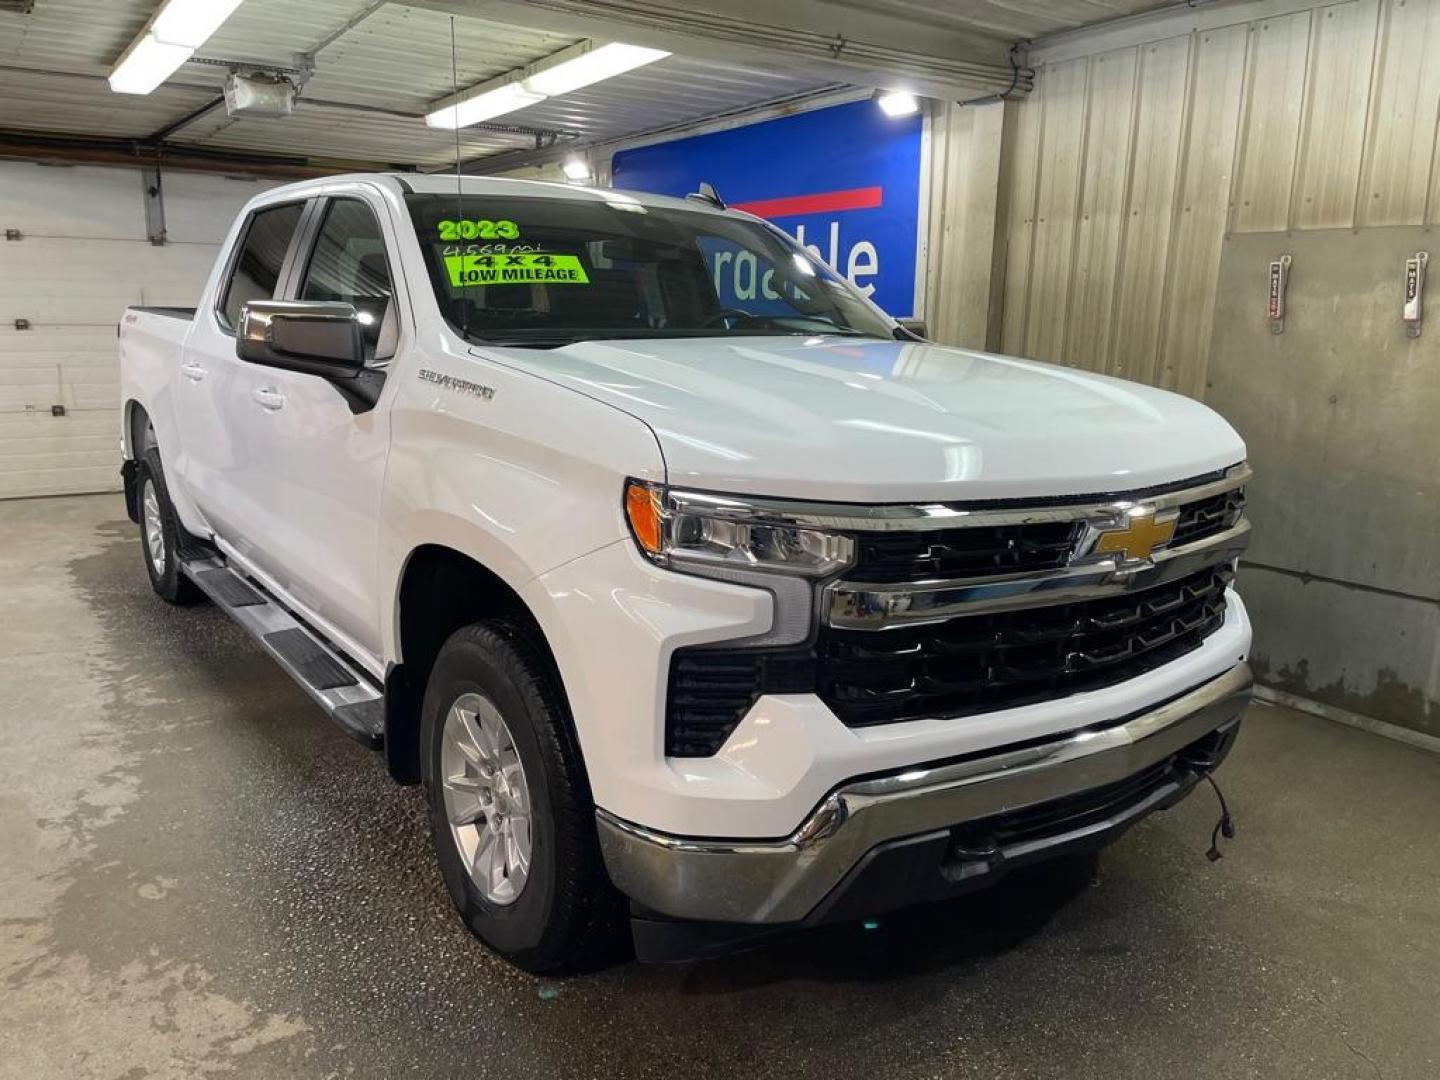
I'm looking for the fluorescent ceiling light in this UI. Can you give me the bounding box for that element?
[426,40,670,130]
[527,43,670,97]
[876,90,920,117]
[428,82,547,129]
[561,156,592,181]
[109,0,246,95]
[109,35,194,95]
[153,0,245,47]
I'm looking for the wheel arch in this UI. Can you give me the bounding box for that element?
[123,399,157,460]
[384,543,572,786]
[121,400,156,522]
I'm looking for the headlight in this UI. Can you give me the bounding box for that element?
[624,480,854,578]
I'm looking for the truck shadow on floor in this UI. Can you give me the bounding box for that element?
[673,852,1098,991]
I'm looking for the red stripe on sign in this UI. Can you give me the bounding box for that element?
[732,185,883,219]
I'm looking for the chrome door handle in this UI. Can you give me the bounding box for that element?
[251,386,285,411]
[180,361,206,382]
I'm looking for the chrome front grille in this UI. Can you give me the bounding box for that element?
[664,464,1251,755]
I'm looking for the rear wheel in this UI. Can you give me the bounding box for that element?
[136,447,204,606]
[420,620,624,972]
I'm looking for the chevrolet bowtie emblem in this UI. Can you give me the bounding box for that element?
[1091,509,1177,562]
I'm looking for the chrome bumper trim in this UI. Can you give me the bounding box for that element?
[597,663,1253,924]
[826,520,1249,629]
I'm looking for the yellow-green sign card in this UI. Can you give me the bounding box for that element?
[445,253,590,287]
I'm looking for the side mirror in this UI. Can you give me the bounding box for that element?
[895,317,928,341]
[237,300,365,378]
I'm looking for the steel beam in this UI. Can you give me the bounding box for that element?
[406,0,1031,101]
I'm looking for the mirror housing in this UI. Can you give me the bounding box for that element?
[237,300,365,377]
[895,317,928,341]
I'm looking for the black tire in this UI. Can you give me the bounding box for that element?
[136,447,204,606]
[420,619,625,973]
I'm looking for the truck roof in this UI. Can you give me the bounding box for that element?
[250,171,733,219]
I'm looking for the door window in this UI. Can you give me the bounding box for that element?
[299,198,394,353]
[218,202,305,330]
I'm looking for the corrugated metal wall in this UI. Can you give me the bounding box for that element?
[995,0,1440,399]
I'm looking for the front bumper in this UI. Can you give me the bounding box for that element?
[598,662,1252,926]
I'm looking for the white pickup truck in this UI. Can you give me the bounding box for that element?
[118,173,1253,970]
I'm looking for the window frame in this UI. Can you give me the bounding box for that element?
[212,197,317,335]
[287,194,401,365]
[293,196,396,310]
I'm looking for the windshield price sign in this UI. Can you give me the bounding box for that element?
[444,252,590,287]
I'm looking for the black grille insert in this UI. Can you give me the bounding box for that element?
[1171,487,1245,547]
[665,566,1232,755]
[844,484,1244,584]
[847,521,1079,583]
[666,650,811,758]
[818,566,1231,728]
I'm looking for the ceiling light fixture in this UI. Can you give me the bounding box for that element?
[109,0,246,95]
[426,40,670,129]
[875,89,920,117]
[561,156,592,182]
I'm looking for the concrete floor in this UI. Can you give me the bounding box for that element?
[2,494,1439,1080]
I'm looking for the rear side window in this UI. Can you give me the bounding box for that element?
[299,198,393,346]
[219,202,305,330]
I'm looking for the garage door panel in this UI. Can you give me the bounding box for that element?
[0,432,117,458]
[1,298,140,327]
[0,464,122,500]
[0,390,119,413]
[0,414,118,443]
[1,362,119,386]
[0,230,220,338]
[0,162,146,241]
[162,173,283,244]
[1,355,120,376]
[0,446,124,473]
[0,163,233,498]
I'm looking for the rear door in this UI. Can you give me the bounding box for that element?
[225,192,399,659]
[173,199,309,538]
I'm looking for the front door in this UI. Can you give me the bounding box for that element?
[172,199,308,541]
[226,193,399,661]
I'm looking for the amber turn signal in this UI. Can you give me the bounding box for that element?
[625,481,664,555]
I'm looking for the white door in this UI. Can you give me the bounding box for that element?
[172,199,310,540]
[226,194,398,659]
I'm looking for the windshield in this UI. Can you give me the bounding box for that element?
[406,193,896,347]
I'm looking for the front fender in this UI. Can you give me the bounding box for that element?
[375,339,665,663]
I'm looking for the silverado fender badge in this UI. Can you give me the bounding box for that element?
[418,368,495,401]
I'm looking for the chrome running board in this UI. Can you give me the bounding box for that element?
[180,556,384,748]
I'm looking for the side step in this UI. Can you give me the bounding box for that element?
[180,556,384,749]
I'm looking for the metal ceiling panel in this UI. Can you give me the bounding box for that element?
[0,67,216,138]
[0,0,1182,169]
[820,0,1184,41]
[511,55,835,138]
[179,99,533,168]
[278,4,578,113]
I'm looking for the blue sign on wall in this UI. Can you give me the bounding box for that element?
[611,99,923,317]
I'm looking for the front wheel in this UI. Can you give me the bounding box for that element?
[420,620,624,972]
[136,447,203,606]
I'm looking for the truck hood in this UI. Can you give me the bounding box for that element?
[475,335,1246,502]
